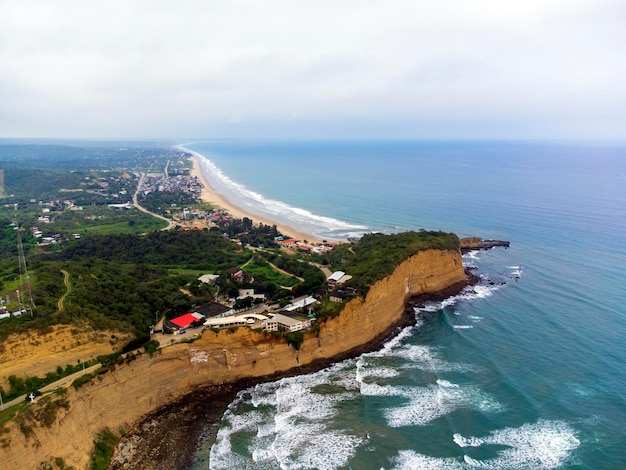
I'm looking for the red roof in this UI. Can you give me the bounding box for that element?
[170,313,198,328]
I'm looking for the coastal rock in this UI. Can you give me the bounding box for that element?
[459,237,510,252]
[0,249,468,470]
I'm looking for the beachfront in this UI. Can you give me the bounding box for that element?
[184,146,323,244]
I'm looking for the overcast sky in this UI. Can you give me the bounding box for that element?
[1,0,625,140]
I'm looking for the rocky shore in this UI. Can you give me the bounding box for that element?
[1,248,470,470]
[110,270,478,470]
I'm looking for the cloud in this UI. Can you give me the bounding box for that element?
[1,0,625,139]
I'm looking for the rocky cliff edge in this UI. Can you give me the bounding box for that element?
[1,248,467,470]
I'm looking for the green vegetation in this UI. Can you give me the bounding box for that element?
[0,360,97,401]
[0,401,28,428]
[242,259,300,287]
[90,428,120,470]
[140,190,198,216]
[72,374,94,390]
[143,339,160,357]
[324,231,459,295]
[285,331,305,350]
[312,298,347,323]
[0,147,462,426]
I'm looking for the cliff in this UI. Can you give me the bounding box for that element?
[0,248,467,470]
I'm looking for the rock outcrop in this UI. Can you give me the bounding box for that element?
[0,248,467,470]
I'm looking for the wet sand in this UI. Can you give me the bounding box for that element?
[184,146,323,244]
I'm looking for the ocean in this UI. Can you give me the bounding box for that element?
[185,140,626,469]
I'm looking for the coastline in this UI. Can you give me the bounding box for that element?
[111,272,477,469]
[182,145,324,244]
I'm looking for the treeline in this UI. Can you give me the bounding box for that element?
[324,231,459,295]
[47,230,250,269]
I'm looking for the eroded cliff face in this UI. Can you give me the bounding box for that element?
[0,249,466,470]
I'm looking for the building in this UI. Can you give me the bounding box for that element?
[227,267,243,281]
[284,296,318,312]
[327,271,345,287]
[329,290,345,303]
[165,312,205,332]
[193,302,232,318]
[198,274,220,285]
[267,312,313,332]
[204,312,270,329]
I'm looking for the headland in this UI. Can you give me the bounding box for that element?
[1,245,473,470]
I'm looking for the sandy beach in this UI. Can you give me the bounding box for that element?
[185,148,322,243]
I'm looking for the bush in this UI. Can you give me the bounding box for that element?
[143,339,160,357]
[90,428,119,470]
[285,331,304,351]
[72,374,93,390]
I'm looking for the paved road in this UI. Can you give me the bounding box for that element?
[132,172,176,231]
[2,363,102,409]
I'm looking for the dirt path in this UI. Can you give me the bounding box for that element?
[268,261,305,282]
[57,269,71,311]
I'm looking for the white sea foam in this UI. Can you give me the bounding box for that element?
[415,282,502,315]
[456,420,580,469]
[463,251,481,260]
[454,325,474,330]
[437,379,460,388]
[392,450,465,470]
[393,344,477,373]
[382,383,502,428]
[210,362,365,469]
[181,145,368,239]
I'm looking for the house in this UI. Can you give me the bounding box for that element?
[198,274,220,285]
[327,271,352,287]
[327,271,345,287]
[227,268,254,284]
[227,267,243,281]
[237,288,265,301]
[284,296,318,312]
[329,290,345,303]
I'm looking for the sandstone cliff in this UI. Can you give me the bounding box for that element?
[0,248,466,470]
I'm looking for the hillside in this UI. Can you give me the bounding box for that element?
[0,246,469,469]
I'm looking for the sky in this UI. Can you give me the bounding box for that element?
[1,0,625,140]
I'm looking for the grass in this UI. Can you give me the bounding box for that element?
[0,401,28,428]
[80,220,167,235]
[243,260,300,287]
[48,207,168,235]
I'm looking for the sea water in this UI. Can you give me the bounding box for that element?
[186,140,626,469]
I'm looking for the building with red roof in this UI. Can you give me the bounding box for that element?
[167,312,205,331]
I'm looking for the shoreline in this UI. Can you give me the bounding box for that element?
[110,273,478,469]
[180,145,324,244]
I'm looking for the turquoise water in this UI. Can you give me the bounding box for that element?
[186,140,626,469]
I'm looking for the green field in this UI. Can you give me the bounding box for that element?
[243,260,300,287]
